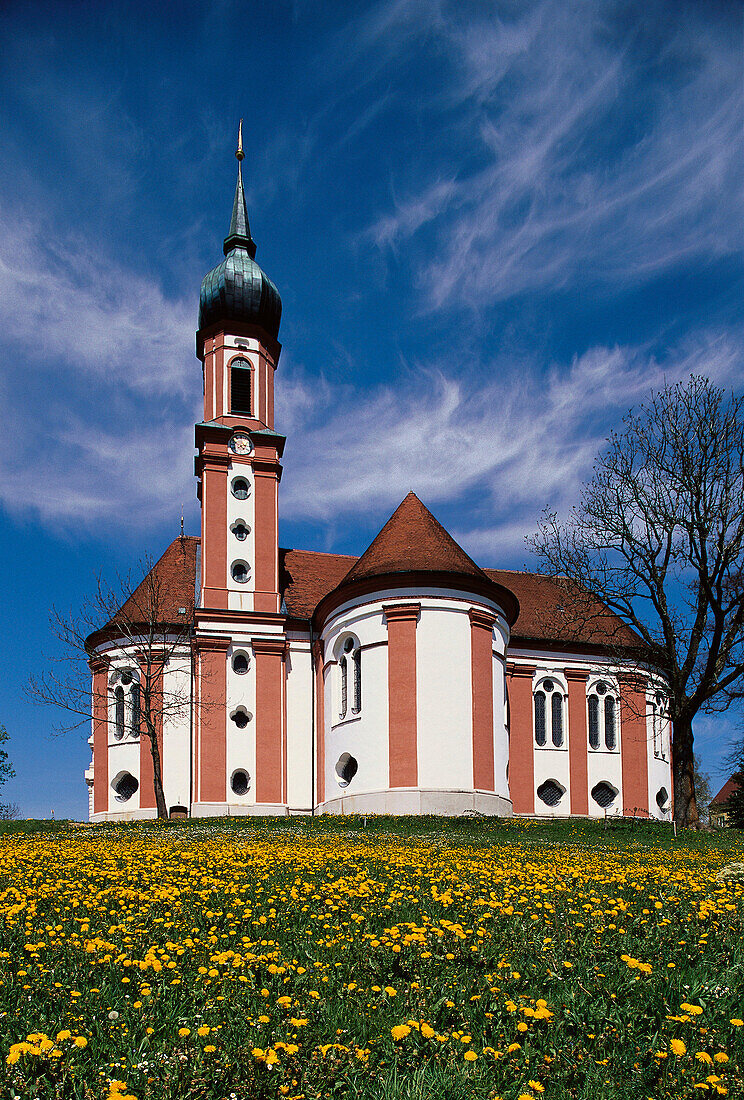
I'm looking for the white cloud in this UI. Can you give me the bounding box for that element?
[363,0,743,309]
[279,328,743,561]
[0,206,195,395]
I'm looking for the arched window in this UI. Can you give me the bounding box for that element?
[534,691,547,746]
[587,680,620,751]
[337,635,361,720]
[130,684,140,737]
[114,687,125,741]
[534,678,564,747]
[650,690,668,760]
[604,696,616,750]
[588,695,600,749]
[230,358,252,415]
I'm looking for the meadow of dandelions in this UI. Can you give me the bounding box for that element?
[1,817,743,1099]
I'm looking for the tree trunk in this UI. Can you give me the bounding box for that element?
[672,714,700,829]
[147,729,169,820]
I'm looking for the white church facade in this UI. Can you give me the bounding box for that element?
[86,137,673,823]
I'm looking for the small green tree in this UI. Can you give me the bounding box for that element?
[0,724,16,816]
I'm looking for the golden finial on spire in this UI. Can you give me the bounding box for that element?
[236,119,244,162]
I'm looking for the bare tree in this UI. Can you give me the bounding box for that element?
[31,538,197,820]
[530,376,744,829]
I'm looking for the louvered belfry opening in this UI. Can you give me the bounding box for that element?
[231,362,252,415]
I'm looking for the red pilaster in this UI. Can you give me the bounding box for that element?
[197,636,230,803]
[469,609,496,791]
[91,660,108,814]
[566,669,589,815]
[253,637,287,805]
[619,674,649,816]
[314,639,325,806]
[384,603,420,788]
[139,662,163,811]
[200,440,230,611]
[506,664,536,814]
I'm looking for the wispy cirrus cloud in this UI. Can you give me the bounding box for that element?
[279,325,743,561]
[364,0,743,309]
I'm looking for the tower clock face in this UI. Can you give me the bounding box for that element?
[229,431,253,456]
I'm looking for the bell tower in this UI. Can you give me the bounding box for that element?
[194,121,284,617]
[192,125,288,815]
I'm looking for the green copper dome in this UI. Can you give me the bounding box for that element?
[198,152,282,339]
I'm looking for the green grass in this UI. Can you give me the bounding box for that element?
[1,816,743,1100]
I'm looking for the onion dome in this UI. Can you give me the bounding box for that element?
[198,122,282,339]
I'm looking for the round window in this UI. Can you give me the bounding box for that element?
[119,669,133,686]
[233,653,249,674]
[231,478,250,500]
[232,561,249,584]
[543,679,554,692]
[231,770,250,796]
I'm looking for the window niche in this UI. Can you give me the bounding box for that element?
[534,678,564,747]
[587,680,619,752]
[337,634,361,721]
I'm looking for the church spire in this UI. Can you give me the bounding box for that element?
[223,119,256,258]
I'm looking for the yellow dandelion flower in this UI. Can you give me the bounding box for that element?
[391,1025,411,1041]
[464,1050,477,1061]
[671,1039,687,1056]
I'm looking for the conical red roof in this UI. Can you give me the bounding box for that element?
[342,492,490,584]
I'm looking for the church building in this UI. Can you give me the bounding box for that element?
[86,136,673,823]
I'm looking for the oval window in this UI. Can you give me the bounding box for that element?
[232,653,249,674]
[232,522,249,541]
[231,478,250,500]
[232,561,249,583]
[335,753,358,788]
[231,770,250,796]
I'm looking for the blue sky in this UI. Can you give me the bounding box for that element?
[0,0,741,818]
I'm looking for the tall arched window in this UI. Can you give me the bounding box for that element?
[131,684,140,737]
[534,690,546,746]
[650,690,668,760]
[337,635,361,721]
[339,654,348,719]
[114,686,125,741]
[230,358,252,415]
[587,680,619,751]
[534,678,564,747]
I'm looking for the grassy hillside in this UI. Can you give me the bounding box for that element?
[2,817,742,1099]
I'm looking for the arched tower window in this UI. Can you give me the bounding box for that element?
[114,687,125,741]
[337,635,361,721]
[587,680,620,752]
[230,358,252,416]
[534,678,564,747]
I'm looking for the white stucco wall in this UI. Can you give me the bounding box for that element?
[285,636,313,812]
[319,586,512,814]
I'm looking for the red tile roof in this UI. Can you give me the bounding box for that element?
[342,491,489,585]
[106,519,636,651]
[710,776,742,808]
[483,568,640,649]
[87,537,197,649]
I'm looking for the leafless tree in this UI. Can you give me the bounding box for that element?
[31,538,196,820]
[530,376,744,829]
